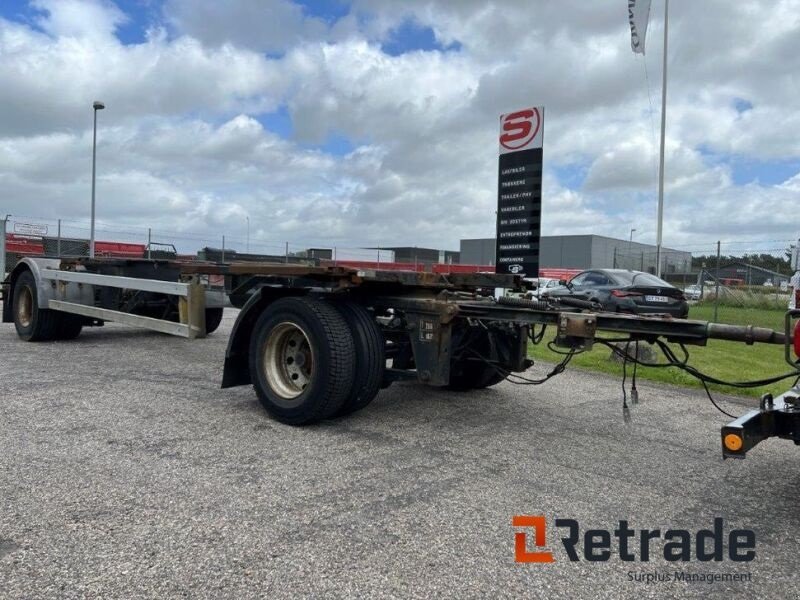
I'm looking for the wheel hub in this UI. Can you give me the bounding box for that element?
[263,322,313,400]
[17,286,33,328]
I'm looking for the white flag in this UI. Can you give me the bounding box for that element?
[628,0,652,54]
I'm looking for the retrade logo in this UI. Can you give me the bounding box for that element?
[513,516,756,563]
[512,515,554,563]
[500,108,541,151]
[508,264,524,274]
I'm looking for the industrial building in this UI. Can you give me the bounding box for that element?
[460,235,692,274]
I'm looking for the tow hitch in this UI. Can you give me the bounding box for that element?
[721,309,800,458]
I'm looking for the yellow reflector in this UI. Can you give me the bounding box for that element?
[724,433,743,452]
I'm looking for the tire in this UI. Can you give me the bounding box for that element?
[331,301,384,417]
[205,307,224,334]
[447,364,506,391]
[248,297,356,425]
[447,326,507,391]
[12,271,60,342]
[55,315,83,340]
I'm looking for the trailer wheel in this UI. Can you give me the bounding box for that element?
[205,308,224,334]
[55,315,83,340]
[447,364,506,391]
[447,327,507,391]
[12,271,60,342]
[248,297,356,425]
[331,301,384,417]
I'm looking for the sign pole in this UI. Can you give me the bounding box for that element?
[495,106,544,278]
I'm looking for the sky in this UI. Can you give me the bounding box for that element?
[0,0,799,256]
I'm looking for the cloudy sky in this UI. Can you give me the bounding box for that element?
[1,0,799,255]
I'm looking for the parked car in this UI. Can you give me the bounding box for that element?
[683,284,702,301]
[523,277,564,299]
[505,277,564,300]
[541,269,689,318]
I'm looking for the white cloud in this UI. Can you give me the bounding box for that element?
[33,0,126,41]
[163,0,330,53]
[1,0,799,258]
[0,8,285,135]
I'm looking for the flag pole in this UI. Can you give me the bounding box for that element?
[655,0,668,277]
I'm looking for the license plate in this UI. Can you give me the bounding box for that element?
[645,295,670,303]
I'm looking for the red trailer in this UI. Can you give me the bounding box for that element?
[93,241,146,259]
[6,234,44,256]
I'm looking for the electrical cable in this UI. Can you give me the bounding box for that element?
[462,346,576,386]
[600,337,800,418]
[529,324,547,345]
[453,323,799,420]
[621,349,630,422]
[699,378,738,419]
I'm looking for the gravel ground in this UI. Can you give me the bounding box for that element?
[1,307,799,599]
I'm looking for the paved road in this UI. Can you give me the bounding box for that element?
[1,308,798,599]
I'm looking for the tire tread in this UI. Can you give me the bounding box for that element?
[331,301,384,417]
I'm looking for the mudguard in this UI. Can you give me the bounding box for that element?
[221,286,304,388]
[3,258,62,323]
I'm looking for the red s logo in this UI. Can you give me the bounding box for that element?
[500,109,541,151]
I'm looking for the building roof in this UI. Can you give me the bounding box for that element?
[461,234,687,254]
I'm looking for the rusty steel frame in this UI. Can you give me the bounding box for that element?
[7,256,800,455]
[53,257,791,348]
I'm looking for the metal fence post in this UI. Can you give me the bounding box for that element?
[57,219,62,257]
[0,215,7,280]
[221,236,225,263]
[714,240,721,322]
[699,268,705,299]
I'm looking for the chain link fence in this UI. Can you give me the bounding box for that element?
[3,215,798,320]
[1,214,449,277]
[598,238,800,321]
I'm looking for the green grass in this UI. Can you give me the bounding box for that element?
[528,305,797,399]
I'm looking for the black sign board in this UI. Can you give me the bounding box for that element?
[496,107,544,276]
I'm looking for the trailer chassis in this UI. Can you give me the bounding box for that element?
[3,257,798,456]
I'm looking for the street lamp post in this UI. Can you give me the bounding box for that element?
[627,228,636,269]
[90,100,105,258]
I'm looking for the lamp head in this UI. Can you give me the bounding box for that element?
[93,101,105,110]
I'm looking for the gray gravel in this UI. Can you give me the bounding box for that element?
[1,307,799,599]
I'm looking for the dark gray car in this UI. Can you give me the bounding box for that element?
[542,269,689,318]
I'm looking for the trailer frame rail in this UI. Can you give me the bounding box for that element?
[40,267,207,338]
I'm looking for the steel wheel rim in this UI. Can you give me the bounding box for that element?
[263,322,313,400]
[18,286,33,328]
